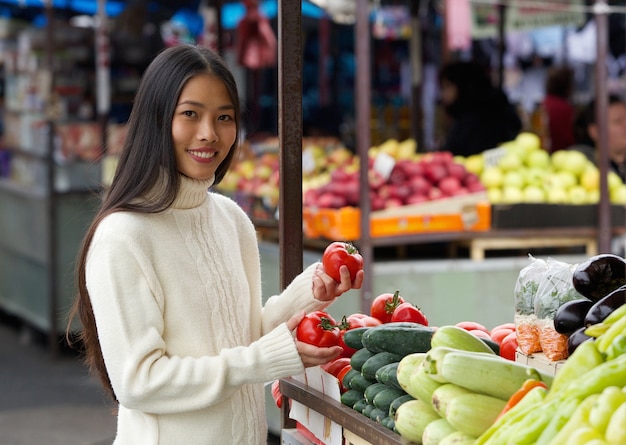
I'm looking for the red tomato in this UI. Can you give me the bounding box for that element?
[296,311,340,347]
[337,364,353,391]
[500,331,518,361]
[391,302,429,326]
[456,321,490,335]
[336,315,365,358]
[322,242,364,282]
[321,357,352,377]
[490,327,515,346]
[492,322,516,332]
[271,380,283,408]
[370,290,405,323]
[468,329,491,340]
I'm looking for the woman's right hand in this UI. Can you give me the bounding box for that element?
[287,311,343,368]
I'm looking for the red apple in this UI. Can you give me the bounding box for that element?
[428,187,444,200]
[438,176,462,196]
[408,175,432,196]
[405,194,429,205]
[422,161,448,185]
[448,162,467,181]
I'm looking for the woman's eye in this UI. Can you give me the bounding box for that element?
[183,110,196,117]
[218,114,233,121]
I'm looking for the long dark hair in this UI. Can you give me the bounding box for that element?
[66,45,241,401]
[574,94,625,146]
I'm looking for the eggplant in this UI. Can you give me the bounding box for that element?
[572,254,626,302]
[567,326,592,356]
[554,298,594,335]
[584,285,626,326]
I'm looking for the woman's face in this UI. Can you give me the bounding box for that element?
[590,102,626,162]
[172,74,237,180]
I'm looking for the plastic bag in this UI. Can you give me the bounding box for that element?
[534,258,585,361]
[513,255,547,355]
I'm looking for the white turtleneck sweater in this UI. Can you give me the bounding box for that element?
[86,175,331,444]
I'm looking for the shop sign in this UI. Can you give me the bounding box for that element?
[471,0,586,39]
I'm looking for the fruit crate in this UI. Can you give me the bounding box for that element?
[303,194,491,241]
[279,376,406,445]
[515,349,565,376]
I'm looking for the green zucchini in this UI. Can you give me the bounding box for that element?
[361,351,402,381]
[373,387,407,413]
[350,347,376,372]
[340,389,365,408]
[369,407,388,423]
[389,394,415,418]
[375,362,402,390]
[353,398,369,413]
[364,382,389,404]
[342,326,369,350]
[362,323,436,357]
[349,373,377,393]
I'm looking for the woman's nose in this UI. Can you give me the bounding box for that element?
[199,120,218,142]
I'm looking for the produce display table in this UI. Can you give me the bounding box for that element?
[279,377,405,445]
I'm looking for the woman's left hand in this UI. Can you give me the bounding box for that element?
[312,263,364,302]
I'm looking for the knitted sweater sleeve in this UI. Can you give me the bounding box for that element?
[86,213,316,414]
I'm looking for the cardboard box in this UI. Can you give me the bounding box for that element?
[491,203,626,229]
[515,349,565,376]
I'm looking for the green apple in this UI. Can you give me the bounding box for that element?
[480,166,504,189]
[525,149,550,169]
[546,187,569,204]
[501,186,524,204]
[464,154,484,176]
[515,132,542,151]
[524,167,549,187]
[608,171,623,193]
[555,170,578,189]
[580,166,600,191]
[568,185,589,205]
[487,187,503,203]
[522,185,546,203]
[610,183,626,204]
[551,150,588,176]
[503,170,526,188]
[498,151,524,172]
[587,189,600,203]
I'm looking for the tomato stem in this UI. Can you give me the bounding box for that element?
[385,290,403,314]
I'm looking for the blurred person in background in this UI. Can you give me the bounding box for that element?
[542,66,576,152]
[437,60,522,157]
[572,94,626,183]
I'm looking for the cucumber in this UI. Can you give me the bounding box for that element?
[389,394,415,418]
[340,389,365,408]
[343,326,370,350]
[361,351,402,380]
[353,398,369,413]
[341,368,361,390]
[349,373,377,393]
[375,362,402,390]
[373,387,406,413]
[369,407,388,423]
[361,403,376,418]
[350,348,376,372]
[381,416,396,430]
[364,382,389,404]
[361,323,436,357]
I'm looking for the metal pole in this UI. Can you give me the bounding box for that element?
[356,0,373,313]
[594,0,611,253]
[278,0,303,291]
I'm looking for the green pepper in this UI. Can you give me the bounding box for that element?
[589,386,626,434]
[597,311,626,353]
[546,339,604,400]
[505,397,563,444]
[476,386,547,445]
[605,401,626,444]
[605,332,626,361]
[547,393,598,445]
[557,353,626,401]
[535,397,581,445]
[566,426,604,445]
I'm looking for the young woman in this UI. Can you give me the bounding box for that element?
[67,44,363,444]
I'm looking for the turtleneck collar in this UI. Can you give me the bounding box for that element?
[171,174,215,209]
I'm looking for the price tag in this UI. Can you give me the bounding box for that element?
[373,151,396,181]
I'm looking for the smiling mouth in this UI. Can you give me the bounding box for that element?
[188,150,216,159]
